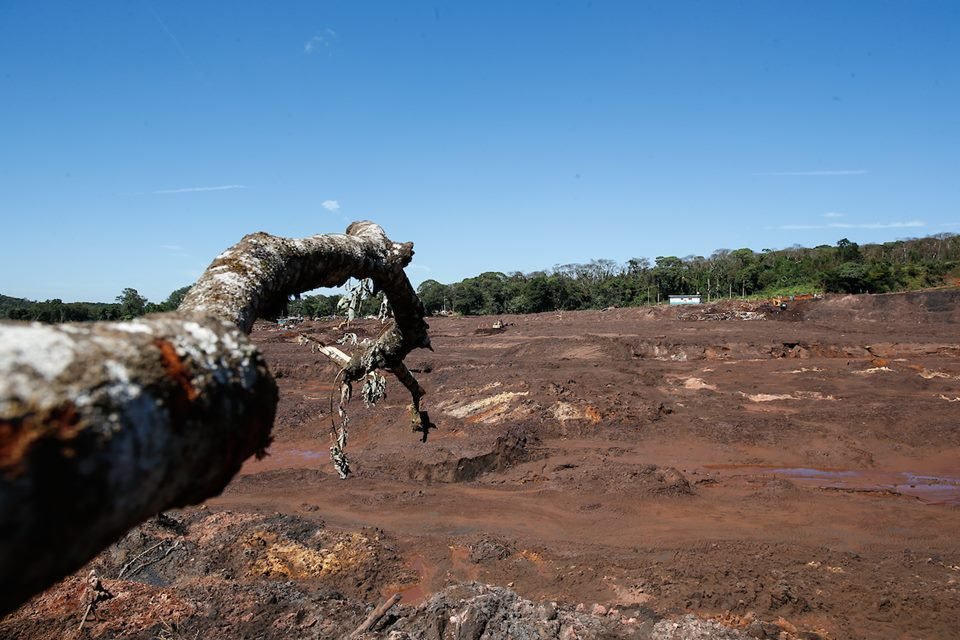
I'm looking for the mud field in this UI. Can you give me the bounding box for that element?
[4,290,960,640]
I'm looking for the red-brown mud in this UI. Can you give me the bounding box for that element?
[3,290,959,639]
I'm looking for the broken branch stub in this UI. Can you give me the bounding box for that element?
[0,221,430,615]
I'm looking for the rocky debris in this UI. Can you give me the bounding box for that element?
[469,538,515,564]
[678,310,767,322]
[382,583,747,639]
[650,615,749,639]
[474,322,508,336]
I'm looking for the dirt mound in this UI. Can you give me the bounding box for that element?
[800,289,960,324]
[408,428,541,483]
[671,289,960,326]
[468,538,515,564]
[548,462,694,497]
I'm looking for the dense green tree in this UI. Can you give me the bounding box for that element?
[836,238,862,263]
[164,285,192,310]
[286,293,342,318]
[417,280,452,315]
[116,288,147,319]
[522,274,552,313]
[452,279,485,315]
[475,272,510,314]
[651,256,687,299]
[822,262,870,293]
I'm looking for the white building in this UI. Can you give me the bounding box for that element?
[668,294,702,305]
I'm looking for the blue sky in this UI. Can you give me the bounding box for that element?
[1,1,957,303]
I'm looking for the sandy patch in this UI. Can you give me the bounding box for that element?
[740,391,836,402]
[551,402,602,423]
[852,367,895,375]
[682,377,718,391]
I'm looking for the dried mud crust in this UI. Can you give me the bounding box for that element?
[0,510,405,640]
[6,290,960,640]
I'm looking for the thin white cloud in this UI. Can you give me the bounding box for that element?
[305,28,337,53]
[823,212,846,218]
[756,170,868,176]
[780,220,925,230]
[832,221,925,229]
[153,185,248,195]
[144,0,196,69]
[322,199,340,212]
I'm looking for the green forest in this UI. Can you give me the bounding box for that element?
[412,234,960,316]
[4,234,960,322]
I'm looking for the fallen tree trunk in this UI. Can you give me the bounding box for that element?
[0,221,430,615]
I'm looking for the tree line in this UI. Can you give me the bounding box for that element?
[1,286,192,323]
[5,233,959,322]
[415,234,960,316]
[1,285,370,324]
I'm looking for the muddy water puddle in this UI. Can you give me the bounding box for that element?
[237,442,329,475]
[705,465,960,505]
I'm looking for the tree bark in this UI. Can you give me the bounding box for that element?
[0,221,430,615]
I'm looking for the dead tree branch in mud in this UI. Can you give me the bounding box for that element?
[347,592,402,638]
[0,221,432,616]
[77,570,113,633]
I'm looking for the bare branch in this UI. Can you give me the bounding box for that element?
[348,593,401,638]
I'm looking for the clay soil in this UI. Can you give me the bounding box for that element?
[4,290,960,639]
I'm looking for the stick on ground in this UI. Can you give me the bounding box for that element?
[347,593,402,638]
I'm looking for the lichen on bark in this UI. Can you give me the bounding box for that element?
[0,221,431,615]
